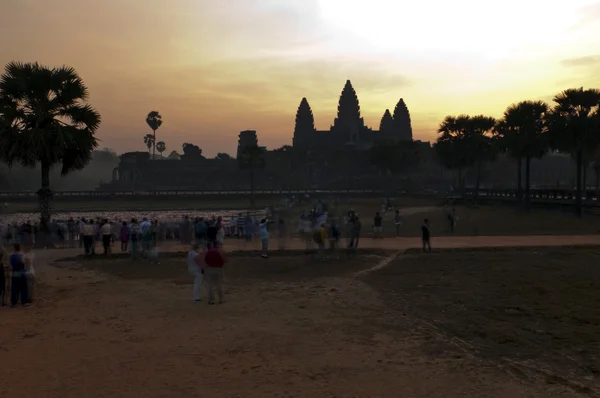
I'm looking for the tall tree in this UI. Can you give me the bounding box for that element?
[0,61,100,225]
[215,152,233,161]
[156,141,166,157]
[495,101,549,210]
[143,133,154,153]
[547,88,600,216]
[182,143,203,157]
[238,144,266,209]
[146,111,162,160]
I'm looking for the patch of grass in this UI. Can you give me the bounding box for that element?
[363,246,600,391]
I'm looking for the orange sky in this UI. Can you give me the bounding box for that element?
[1,0,599,156]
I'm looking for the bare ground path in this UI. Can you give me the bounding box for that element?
[1,235,598,397]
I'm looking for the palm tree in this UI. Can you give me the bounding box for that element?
[436,115,496,201]
[547,88,600,216]
[143,134,154,154]
[156,141,166,158]
[146,111,162,159]
[238,144,266,209]
[495,101,549,210]
[0,61,100,225]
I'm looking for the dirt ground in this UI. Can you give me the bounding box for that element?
[0,247,595,397]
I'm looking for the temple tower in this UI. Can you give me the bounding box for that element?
[392,98,413,141]
[332,80,365,144]
[379,109,394,134]
[292,97,316,148]
[237,130,258,158]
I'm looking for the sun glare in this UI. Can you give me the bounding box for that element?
[316,0,595,59]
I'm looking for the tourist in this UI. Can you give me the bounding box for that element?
[329,220,340,251]
[78,217,86,248]
[82,219,95,255]
[216,217,225,247]
[394,210,403,237]
[9,244,28,307]
[0,249,6,306]
[204,245,226,305]
[373,212,383,239]
[101,219,112,255]
[188,244,203,302]
[259,219,269,258]
[244,213,253,242]
[119,221,130,252]
[24,246,35,303]
[421,219,432,253]
[139,217,152,257]
[206,220,218,249]
[316,223,327,258]
[236,213,245,239]
[194,218,207,248]
[277,217,286,250]
[348,214,361,251]
[448,208,457,233]
[129,218,140,259]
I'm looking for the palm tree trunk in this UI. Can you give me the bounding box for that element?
[575,148,583,217]
[38,160,52,226]
[525,155,531,212]
[516,158,522,202]
[152,129,156,160]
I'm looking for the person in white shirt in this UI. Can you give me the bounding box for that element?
[100,219,112,255]
[187,244,203,302]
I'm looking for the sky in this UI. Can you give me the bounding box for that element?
[1,0,599,156]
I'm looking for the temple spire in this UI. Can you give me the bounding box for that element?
[293,97,316,148]
[333,80,364,134]
[379,109,394,133]
[392,98,413,140]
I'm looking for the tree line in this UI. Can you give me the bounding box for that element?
[434,89,600,215]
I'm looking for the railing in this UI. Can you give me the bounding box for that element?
[0,189,385,198]
[463,188,600,202]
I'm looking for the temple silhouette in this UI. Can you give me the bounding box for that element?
[293,80,412,150]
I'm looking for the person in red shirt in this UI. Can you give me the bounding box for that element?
[203,247,226,304]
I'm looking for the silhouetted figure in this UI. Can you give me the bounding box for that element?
[421,219,431,253]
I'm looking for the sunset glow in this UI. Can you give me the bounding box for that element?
[0,0,599,155]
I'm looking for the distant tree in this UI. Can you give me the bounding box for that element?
[146,111,162,160]
[167,150,180,159]
[215,152,233,161]
[547,88,600,216]
[0,61,100,225]
[369,140,419,175]
[92,147,119,162]
[494,101,549,210]
[156,141,166,158]
[143,134,154,153]
[182,143,203,157]
[436,115,496,202]
[238,144,266,208]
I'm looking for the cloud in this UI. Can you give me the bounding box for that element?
[561,55,600,67]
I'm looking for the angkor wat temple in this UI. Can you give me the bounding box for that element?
[293,80,412,150]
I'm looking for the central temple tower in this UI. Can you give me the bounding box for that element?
[331,80,366,145]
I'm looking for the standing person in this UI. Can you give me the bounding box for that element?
[216,217,225,248]
[204,245,226,305]
[236,213,245,239]
[0,249,6,306]
[194,218,207,248]
[101,219,112,255]
[316,223,327,259]
[23,246,35,303]
[373,212,383,239]
[206,221,218,249]
[348,215,361,250]
[129,218,140,260]
[120,221,130,252]
[244,213,253,242]
[82,220,95,256]
[9,244,28,307]
[188,244,203,302]
[277,217,286,250]
[259,219,269,259]
[448,208,457,233]
[421,219,432,253]
[329,220,340,251]
[394,210,403,237]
